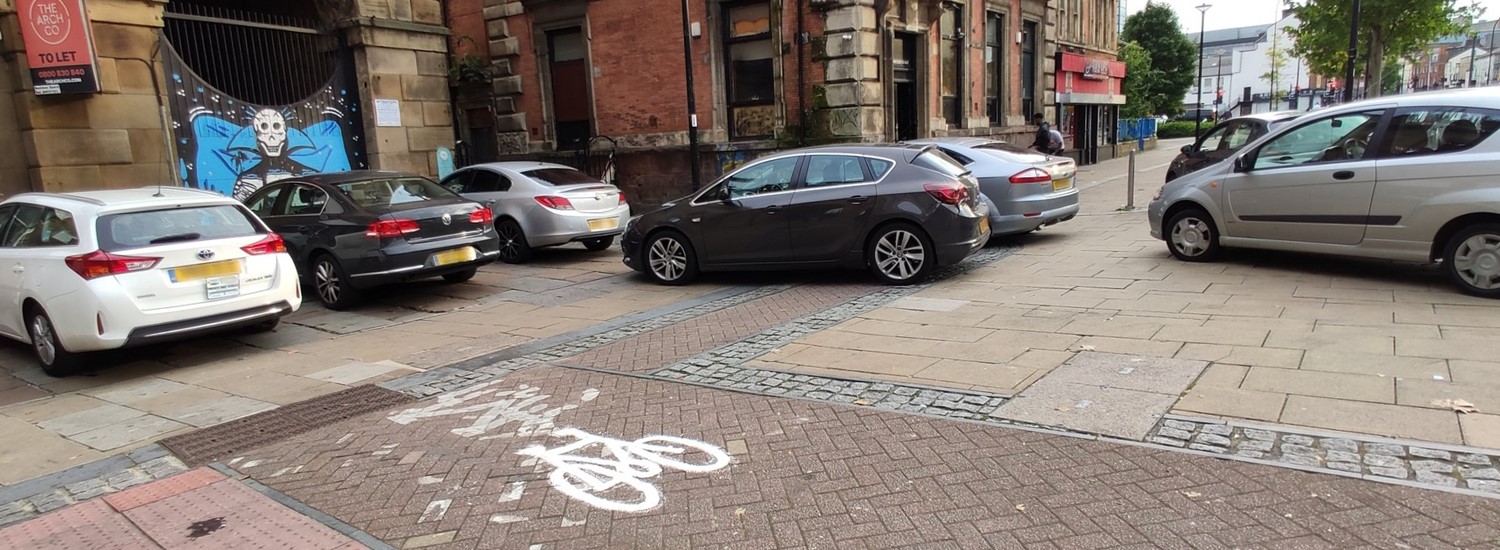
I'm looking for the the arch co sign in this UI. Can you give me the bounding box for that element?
[17,0,101,95]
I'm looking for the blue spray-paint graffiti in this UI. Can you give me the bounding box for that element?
[162,42,366,200]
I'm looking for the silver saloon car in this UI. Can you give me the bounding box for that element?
[1149,88,1500,298]
[907,137,1079,236]
[441,162,630,263]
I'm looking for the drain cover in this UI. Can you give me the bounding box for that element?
[160,385,413,466]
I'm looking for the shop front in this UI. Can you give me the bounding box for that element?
[1055,52,1126,165]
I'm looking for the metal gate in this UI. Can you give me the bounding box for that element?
[160,1,368,198]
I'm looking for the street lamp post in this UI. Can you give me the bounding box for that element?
[1195,3,1211,140]
[680,0,702,190]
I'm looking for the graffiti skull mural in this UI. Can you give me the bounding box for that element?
[253,109,288,157]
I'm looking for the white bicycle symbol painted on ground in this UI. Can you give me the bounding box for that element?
[518,428,732,512]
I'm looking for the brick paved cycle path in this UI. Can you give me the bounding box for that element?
[228,365,1500,549]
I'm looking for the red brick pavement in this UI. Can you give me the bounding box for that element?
[557,284,872,372]
[229,365,1500,549]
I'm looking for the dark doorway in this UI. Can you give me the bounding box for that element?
[1069,105,1101,165]
[547,27,591,151]
[1021,21,1038,118]
[893,33,919,141]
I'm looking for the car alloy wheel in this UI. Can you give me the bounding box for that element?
[496,220,532,264]
[1445,224,1500,298]
[30,314,56,366]
[648,236,688,282]
[315,259,342,306]
[874,229,925,281]
[1166,208,1221,262]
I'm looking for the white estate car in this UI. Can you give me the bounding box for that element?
[0,187,302,375]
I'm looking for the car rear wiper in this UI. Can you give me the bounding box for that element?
[148,232,202,244]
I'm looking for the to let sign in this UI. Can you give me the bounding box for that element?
[18,0,102,95]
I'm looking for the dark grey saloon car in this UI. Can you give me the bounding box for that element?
[621,145,991,285]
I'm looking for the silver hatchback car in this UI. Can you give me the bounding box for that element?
[441,162,630,263]
[1149,88,1500,298]
[908,138,1079,236]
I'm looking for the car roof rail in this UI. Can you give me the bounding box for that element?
[9,192,108,206]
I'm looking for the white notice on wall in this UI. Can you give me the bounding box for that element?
[375,99,401,127]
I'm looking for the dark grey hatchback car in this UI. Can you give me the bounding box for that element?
[621,145,991,285]
[243,171,500,309]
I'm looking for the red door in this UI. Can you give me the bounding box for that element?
[548,28,591,150]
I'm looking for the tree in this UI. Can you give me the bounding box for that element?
[1262,28,1291,103]
[1286,0,1479,99]
[1122,2,1198,115]
[1382,58,1405,92]
[1119,41,1158,118]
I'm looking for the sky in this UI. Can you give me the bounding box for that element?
[1124,0,1500,34]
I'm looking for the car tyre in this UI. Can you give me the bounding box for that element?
[313,254,362,310]
[496,219,533,264]
[1443,223,1500,299]
[25,307,80,377]
[866,223,934,285]
[442,268,479,283]
[1165,208,1222,262]
[643,230,698,285]
[582,236,614,252]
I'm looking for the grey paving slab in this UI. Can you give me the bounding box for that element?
[68,415,187,451]
[289,311,397,334]
[1040,351,1208,394]
[35,404,147,437]
[305,361,408,385]
[162,396,278,428]
[991,380,1178,439]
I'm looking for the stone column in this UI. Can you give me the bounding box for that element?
[346,0,455,176]
[821,0,883,142]
[483,0,526,154]
[1,0,172,193]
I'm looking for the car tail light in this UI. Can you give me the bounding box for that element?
[241,233,287,255]
[65,250,160,280]
[469,207,494,224]
[618,191,628,205]
[1010,168,1053,184]
[535,196,574,210]
[366,219,421,238]
[923,182,970,205]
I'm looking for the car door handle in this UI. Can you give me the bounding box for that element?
[1332,170,1355,180]
[764,205,783,214]
[848,195,868,204]
[10,265,22,274]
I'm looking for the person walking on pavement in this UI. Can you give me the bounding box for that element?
[1029,113,1051,153]
[1046,126,1065,156]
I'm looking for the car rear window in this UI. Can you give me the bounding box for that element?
[912,149,968,178]
[868,158,894,178]
[337,177,456,207]
[97,205,261,252]
[525,168,602,186]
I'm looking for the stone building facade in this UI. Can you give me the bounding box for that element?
[0,0,457,199]
[447,0,1077,205]
[1051,0,1125,164]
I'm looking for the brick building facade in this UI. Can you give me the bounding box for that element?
[449,0,1129,205]
[0,0,457,199]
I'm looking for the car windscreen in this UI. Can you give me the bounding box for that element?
[912,149,969,178]
[97,205,262,252]
[336,177,457,208]
[525,168,602,186]
[973,142,1049,162]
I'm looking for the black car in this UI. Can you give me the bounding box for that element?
[1166,111,1304,182]
[621,145,990,285]
[242,171,500,309]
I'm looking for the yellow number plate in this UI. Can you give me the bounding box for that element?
[1052,177,1073,192]
[979,217,990,235]
[433,247,478,266]
[170,259,243,283]
[587,218,619,232]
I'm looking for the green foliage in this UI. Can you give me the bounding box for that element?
[1262,28,1290,100]
[449,36,490,84]
[1286,0,1479,98]
[1382,58,1405,92]
[1119,41,1157,118]
[1152,121,1200,138]
[1122,2,1198,115]
[1158,121,1200,138]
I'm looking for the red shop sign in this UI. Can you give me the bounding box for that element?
[17,0,102,95]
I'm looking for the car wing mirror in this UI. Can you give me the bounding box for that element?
[1180,144,1195,155]
[1231,155,1251,173]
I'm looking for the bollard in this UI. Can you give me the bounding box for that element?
[1126,149,1137,210]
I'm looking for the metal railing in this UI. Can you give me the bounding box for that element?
[163,1,341,106]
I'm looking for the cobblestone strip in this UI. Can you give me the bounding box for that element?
[655,363,1009,419]
[0,446,188,526]
[382,285,792,397]
[1146,416,1500,497]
